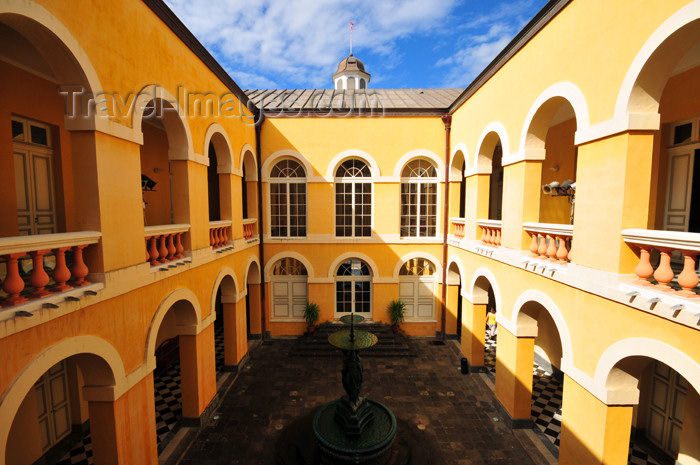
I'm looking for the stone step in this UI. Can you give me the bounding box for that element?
[289,322,417,357]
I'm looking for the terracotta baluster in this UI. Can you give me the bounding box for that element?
[158,235,168,263]
[175,232,184,259]
[556,236,569,264]
[52,247,73,292]
[148,236,160,265]
[653,247,675,292]
[676,251,699,299]
[145,239,150,262]
[495,228,501,246]
[537,233,547,257]
[71,245,90,286]
[633,245,654,286]
[29,249,52,298]
[529,232,539,256]
[484,227,491,245]
[215,227,222,248]
[166,234,176,261]
[2,253,28,305]
[546,235,557,261]
[209,228,215,248]
[222,227,229,246]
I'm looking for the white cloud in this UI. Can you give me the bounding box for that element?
[165,0,458,89]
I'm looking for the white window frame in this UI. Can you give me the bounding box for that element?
[400,160,438,238]
[334,259,372,318]
[269,159,307,238]
[334,159,373,238]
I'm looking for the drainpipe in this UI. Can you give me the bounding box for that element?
[255,110,267,342]
[439,114,452,343]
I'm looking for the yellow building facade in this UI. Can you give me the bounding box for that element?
[0,0,699,464]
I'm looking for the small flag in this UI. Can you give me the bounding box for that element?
[350,22,354,31]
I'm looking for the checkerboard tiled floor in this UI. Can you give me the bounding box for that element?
[484,335,662,465]
[56,325,228,465]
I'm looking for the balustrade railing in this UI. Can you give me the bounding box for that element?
[622,229,700,299]
[0,231,101,307]
[144,224,189,266]
[451,218,465,239]
[477,219,502,247]
[523,222,573,264]
[209,220,232,249]
[243,218,257,241]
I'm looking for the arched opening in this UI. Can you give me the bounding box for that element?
[214,274,243,371]
[606,356,699,464]
[334,258,372,318]
[475,133,505,222]
[516,301,565,449]
[400,159,438,237]
[270,258,308,320]
[347,76,356,89]
[335,159,372,237]
[524,98,578,226]
[151,298,198,450]
[241,149,258,239]
[449,149,466,219]
[444,262,461,338]
[398,258,437,322]
[245,260,262,338]
[359,78,366,89]
[473,276,497,374]
[6,353,118,465]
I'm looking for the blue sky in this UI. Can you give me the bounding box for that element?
[164,0,549,90]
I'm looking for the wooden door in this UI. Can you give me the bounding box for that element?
[399,277,436,320]
[272,276,307,319]
[663,146,697,232]
[34,361,71,452]
[646,361,688,458]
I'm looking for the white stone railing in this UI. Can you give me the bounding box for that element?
[0,231,101,306]
[144,224,189,266]
[209,220,233,250]
[523,222,573,264]
[243,218,257,241]
[477,219,502,247]
[623,229,700,299]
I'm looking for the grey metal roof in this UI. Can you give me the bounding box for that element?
[246,88,463,114]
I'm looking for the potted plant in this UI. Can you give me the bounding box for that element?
[303,302,320,334]
[388,299,406,333]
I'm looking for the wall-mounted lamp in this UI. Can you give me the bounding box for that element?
[141,174,157,191]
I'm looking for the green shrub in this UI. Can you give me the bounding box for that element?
[303,302,320,326]
[388,300,406,327]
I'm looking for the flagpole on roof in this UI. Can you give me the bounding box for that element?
[350,21,354,56]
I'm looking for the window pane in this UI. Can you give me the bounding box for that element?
[674,123,693,145]
[30,125,48,146]
[12,120,24,141]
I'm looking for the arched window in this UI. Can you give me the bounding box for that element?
[359,78,366,89]
[398,258,436,320]
[400,159,437,237]
[270,159,307,237]
[335,258,372,317]
[271,258,308,320]
[335,159,372,237]
[347,76,356,89]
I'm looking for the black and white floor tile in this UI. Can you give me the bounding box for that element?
[484,334,663,465]
[56,325,227,464]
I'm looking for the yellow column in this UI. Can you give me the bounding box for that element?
[494,326,534,420]
[223,297,248,366]
[574,132,655,274]
[464,173,490,240]
[678,388,700,465]
[87,373,158,465]
[559,375,633,465]
[501,160,542,250]
[460,300,486,368]
[179,324,217,419]
[247,284,262,336]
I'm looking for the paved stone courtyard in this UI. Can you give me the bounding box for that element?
[174,337,551,465]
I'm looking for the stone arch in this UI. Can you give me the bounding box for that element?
[261,150,314,181]
[393,149,445,180]
[468,267,502,311]
[0,4,102,102]
[475,122,509,174]
[240,144,258,181]
[131,84,193,160]
[517,82,590,164]
[392,252,442,280]
[264,252,315,281]
[211,267,240,311]
[0,336,125,465]
[326,150,381,179]
[327,252,379,279]
[594,338,700,405]
[244,255,262,285]
[445,255,465,287]
[203,123,234,174]
[510,290,574,370]
[145,288,202,370]
[450,145,467,180]
[616,1,700,125]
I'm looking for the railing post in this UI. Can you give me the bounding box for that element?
[546,234,557,261]
[29,249,52,298]
[166,234,176,261]
[2,253,28,305]
[71,244,90,286]
[148,236,160,265]
[537,233,547,257]
[158,235,168,263]
[633,245,654,286]
[52,246,73,292]
[677,251,699,299]
[653,247,675,292]
[175,232,184,259]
